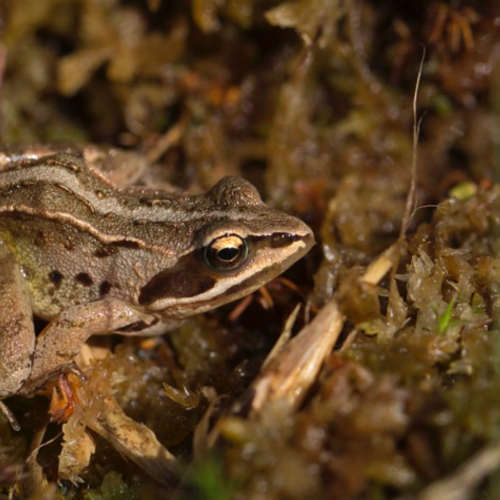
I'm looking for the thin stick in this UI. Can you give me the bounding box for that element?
[388,47,426,324]
[402,46,426,239]
[146,111,189,164]
[0,401,20,431]
[415,440,500,500]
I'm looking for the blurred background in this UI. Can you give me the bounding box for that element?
[1,1,500,499]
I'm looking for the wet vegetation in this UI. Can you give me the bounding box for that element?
[0,0,499,499]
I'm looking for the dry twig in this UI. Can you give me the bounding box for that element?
[414,440,500,500]
[249,246,395,415]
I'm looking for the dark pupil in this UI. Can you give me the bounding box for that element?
[203,236,249,273]
[217,247,240,262]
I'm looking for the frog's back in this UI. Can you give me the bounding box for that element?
[0,154,177,318]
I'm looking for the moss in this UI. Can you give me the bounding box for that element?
[1,0,499,498]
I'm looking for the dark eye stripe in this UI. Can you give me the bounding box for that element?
[139,266,216,305]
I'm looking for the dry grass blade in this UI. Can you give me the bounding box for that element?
[14,417,52,498]
[146,112,189,164]
[62,348,179,487]
[362,245,397,285]
[250,248,396,415]
[192,388,221,458]
[414,440,500,500]
[251,298,343,414]
[85,393,178,487]
[387,47,426,330]
[0,401,20,431]
[261,303,301,370]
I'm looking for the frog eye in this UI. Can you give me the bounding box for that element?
[203,234,249,272]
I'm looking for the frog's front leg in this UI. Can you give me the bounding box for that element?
[0,242,35,399]
[18,298,159,397]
